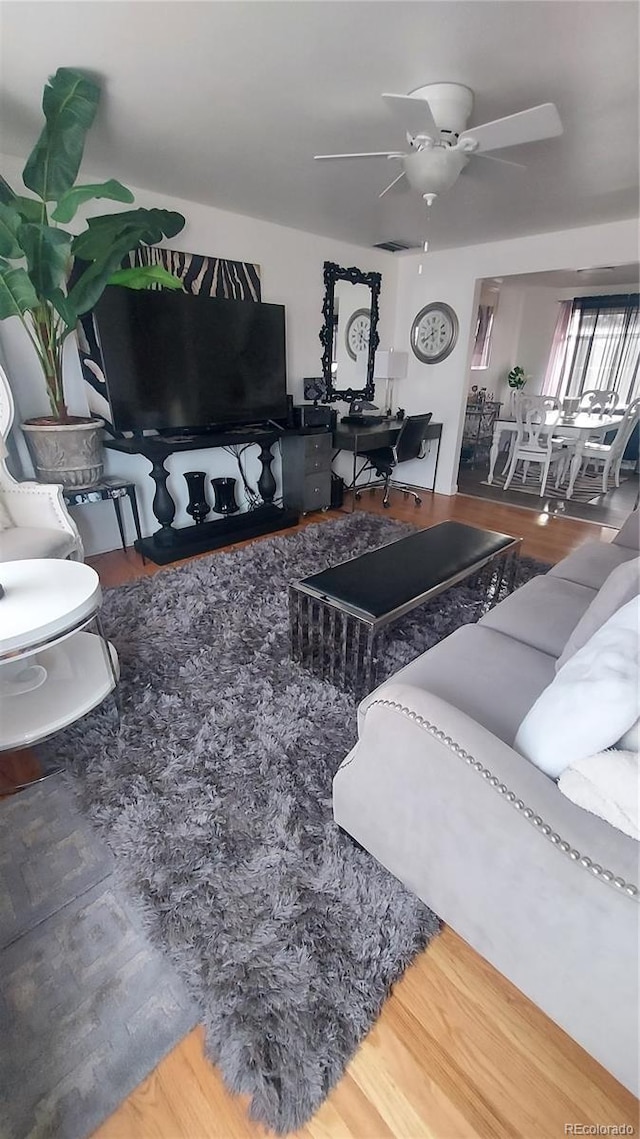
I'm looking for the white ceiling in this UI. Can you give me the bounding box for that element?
[490,264,640,288]
[1,1,638,251]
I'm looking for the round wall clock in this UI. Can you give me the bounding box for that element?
[410,302,459,364]
[345,308,371,361]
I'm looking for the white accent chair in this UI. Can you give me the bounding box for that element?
[0,367,83,563]
[503,398,569,496]
[580,396,640,494]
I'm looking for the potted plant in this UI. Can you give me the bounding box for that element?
[0,68,185,488]
[506,365,529,413]
[507,365,528,391]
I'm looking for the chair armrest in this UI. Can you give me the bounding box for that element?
[347,681,638,894]
[2,481,83,559]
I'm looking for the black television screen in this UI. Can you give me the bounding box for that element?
[94,287,287,432]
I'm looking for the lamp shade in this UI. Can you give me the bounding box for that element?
[374,349,408,381]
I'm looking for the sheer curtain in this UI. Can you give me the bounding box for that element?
[471,304,495,369]
[542,300,572,395]
[544,293,640,403]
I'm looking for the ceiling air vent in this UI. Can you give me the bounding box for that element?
[373,240,417,253]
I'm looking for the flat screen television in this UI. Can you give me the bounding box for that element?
[94,287,287,433]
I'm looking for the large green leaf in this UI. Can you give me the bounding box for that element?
[0,203,24,259]
[17,223,72,299]
[71,208,185,261]
[22,68,100,202]
[0,175,16,207]
[13,195,45,223]
[52,179,134,223]
[48,287,78,330]
[67,235,144,316]
[0,178,45,222]
[0,258,39,319]
[107,265,184,290]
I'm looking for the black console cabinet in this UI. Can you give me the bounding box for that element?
[105,427,298,565]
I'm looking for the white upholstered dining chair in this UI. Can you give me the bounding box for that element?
[0,366,83,563]
[579,396,640,493]
[503,397,569,496]
[578,389,620,415]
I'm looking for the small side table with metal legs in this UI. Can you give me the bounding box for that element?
[64,478,145,562]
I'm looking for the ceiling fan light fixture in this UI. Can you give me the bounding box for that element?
[404,147,469,197]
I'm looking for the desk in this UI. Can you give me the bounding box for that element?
[333,419,442,506]
[488,412,620,498]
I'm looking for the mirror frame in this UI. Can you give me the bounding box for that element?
[320,261,382,403]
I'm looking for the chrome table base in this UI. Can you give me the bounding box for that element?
[289,548,520,700]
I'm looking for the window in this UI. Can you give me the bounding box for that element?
[548,294,640,403]
[470,303,496,369]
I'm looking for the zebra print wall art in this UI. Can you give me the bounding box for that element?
[77,249,262,432]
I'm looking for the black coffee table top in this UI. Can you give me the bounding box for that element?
[296,521,518,621]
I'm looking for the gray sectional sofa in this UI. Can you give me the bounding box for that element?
[333,509,640,1095]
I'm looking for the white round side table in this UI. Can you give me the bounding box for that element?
[0,559,119,755]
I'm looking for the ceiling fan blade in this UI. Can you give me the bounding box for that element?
[378,170,406,198]
[473,152,527,170]
[381,93,439,141]
[314,151,403,160]
[459,103,562,153]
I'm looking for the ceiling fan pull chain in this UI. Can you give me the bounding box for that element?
[418,200,433,275]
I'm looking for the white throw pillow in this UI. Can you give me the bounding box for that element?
[556,556,640,671]
[559,749,639,840]
[514,596,640,778]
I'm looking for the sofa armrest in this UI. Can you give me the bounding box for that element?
[613,507,640,551]
[334,682,639,1094]
[347,681,639,895]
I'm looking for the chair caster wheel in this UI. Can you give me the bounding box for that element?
[355,492,362,501]
[383,501,390,508]
[415,497,422,506]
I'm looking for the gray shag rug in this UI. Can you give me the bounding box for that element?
[45,513,546,1133]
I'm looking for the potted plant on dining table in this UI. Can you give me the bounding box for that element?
[0,68,185,488]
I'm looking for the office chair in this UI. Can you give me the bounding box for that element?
[354,413,433,508]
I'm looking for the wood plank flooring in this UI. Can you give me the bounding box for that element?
[6,492,637,1137]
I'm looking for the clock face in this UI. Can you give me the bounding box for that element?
[345,308,371,361]
[411,303,459,363]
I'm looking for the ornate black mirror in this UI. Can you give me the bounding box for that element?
[320,262,382,404]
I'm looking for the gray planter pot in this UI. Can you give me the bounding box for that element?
[22,418,105,490]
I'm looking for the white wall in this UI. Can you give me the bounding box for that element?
[468,282,525,398]
[0,152,396,553]
[391,218,638,494]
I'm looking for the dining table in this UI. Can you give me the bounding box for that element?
[487,410,622,498]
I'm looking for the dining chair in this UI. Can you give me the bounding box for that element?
[503,399,568,496]
[500,393,561,473]
[578,389,620,415]
[579,396,640,493]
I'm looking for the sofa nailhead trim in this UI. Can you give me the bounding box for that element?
[369,698,639,900]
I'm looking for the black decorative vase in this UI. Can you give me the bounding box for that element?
[211,476,239,515]
[184,471,211,525]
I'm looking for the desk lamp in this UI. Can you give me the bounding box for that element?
[374,350,408,417]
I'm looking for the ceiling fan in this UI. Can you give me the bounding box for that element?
[314,83,563,205]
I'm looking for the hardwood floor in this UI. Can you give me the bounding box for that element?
[6,492,637,1137]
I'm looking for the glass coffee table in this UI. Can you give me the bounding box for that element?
[289,521,521,698]
[0,560,119,786]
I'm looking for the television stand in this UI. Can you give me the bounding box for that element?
[105,426,298,565]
